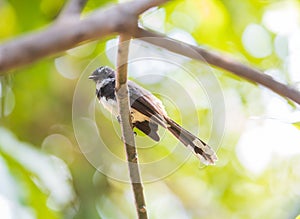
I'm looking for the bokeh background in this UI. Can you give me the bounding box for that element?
[1,0,300,218]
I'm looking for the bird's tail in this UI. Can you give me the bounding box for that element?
[166,118,218,165]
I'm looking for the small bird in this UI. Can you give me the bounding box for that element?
[89,66,218,165]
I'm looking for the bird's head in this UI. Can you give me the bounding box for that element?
[89,66,115,83]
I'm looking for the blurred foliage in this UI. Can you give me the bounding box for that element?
[0,127,76,219]
[1,0,300,219]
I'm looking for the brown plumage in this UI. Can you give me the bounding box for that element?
[89,66,218,165]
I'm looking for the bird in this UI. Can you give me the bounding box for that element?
[89,66,218,165]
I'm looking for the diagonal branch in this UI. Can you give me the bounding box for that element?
[58,0,88,20]
[133,28,300,105]
[115,34,148,219]
[0,0,300,105]
[0,0,169,73]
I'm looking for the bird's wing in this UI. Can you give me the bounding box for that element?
[128,81,169,128]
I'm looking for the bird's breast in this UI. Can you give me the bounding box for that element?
[100,97,118,116]
[100,97,150,123]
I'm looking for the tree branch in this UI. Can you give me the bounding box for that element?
[58,0,88,20]
[133,28,300,105]
[0,0,168,73]
[0,0,300,106]
[115,34,148,219]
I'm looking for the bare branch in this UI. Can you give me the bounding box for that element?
[115,34,148,219]
[0,0,299,105]
[0,0,169,73]
[58,0,88,20]
[133,28,300,105]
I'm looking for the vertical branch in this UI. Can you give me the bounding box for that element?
[0,77,4,117]
[115,35,148,219]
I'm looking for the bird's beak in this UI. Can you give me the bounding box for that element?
[88,75,97,80]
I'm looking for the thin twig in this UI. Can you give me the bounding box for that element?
[133,28,300,105]
[58,0,88,20]
[115,35,148,219]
